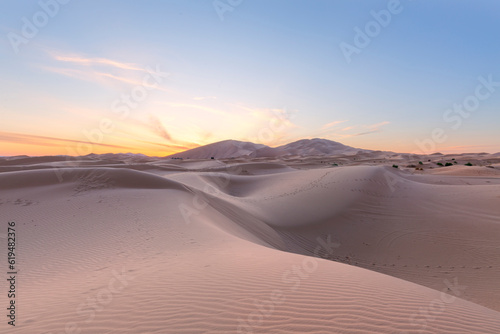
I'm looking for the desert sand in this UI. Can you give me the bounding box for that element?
[1,148,500,333]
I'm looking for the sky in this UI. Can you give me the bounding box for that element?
[1,0,499,157]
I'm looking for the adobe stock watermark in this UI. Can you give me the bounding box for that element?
[340,0,413,64]
[213,0,243,21]
[237,234,340,334]
[383,168,402,193]
[414,74,499,154]
[53,64,169,182]
[43,267,134,334]
[402,277,467,334]
[7,0,71,54]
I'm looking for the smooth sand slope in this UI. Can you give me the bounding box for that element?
[1,153,500,333]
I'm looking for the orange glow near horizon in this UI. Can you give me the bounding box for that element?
[0,131,198,157]
[2,132,498,157]
[0,142,191,158]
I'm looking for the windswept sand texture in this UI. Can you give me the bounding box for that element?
[1,149,500,333]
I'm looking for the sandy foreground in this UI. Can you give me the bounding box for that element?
[1,152,500,333]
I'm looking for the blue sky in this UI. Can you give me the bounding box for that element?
[1,0,499,156]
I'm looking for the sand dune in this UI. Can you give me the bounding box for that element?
[1,153,500,333]
[426,165,500,176]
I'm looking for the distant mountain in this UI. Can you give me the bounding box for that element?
[167,138,368,159]
[275,138,364,156]
[167,140,270,159]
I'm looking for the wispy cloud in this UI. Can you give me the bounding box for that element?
[350,130,378,137]
[40,66,102,83]
[52,55,146,72]
[321,120,348,130]
[0,131,133,150]
[97,71,166,89]
[343,121,390,137]
[366,121,390,130]
[148,115,172,142]
[323,121,390,139]
[41,51,171,93]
